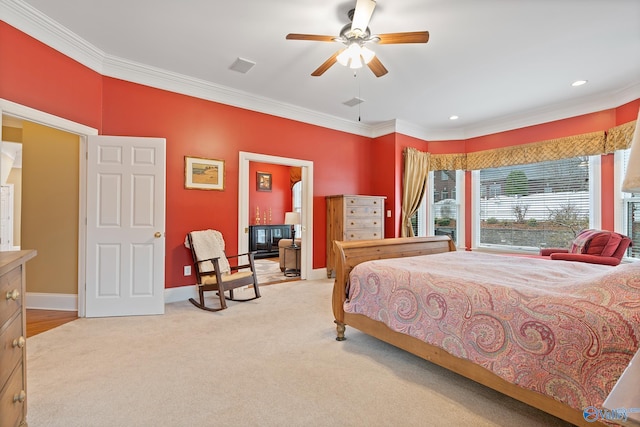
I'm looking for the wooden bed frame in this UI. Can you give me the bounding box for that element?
[332,236,604,427]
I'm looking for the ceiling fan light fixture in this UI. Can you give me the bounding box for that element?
[337,43,373,69]
[360,46,375,64]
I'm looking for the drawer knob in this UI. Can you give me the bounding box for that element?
[13,336,26,349]
[373,222,377,225]
[350,210,354,214]
[14,390,26,403]
[350,234,355,238]
[6,289,20,301]
[374,233,378,236]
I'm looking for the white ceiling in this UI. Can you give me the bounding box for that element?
[8,0,640,140]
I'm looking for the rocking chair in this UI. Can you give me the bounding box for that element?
[185,230,261,311]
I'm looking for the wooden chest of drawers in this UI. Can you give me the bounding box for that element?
[326,195,385,277]
[0,250,36,427]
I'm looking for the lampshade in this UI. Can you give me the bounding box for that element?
[622,106,640,193]
[284,212,301,225]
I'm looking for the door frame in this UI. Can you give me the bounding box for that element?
[239,152,314,279]
[1,98,97,316]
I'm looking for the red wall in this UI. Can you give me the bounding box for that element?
[1,21,638,290]
[0,22,103,130]
[100,78,373,287]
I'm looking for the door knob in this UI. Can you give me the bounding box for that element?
[154,232,162,238]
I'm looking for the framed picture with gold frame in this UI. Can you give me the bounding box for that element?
[256,172,272,191]
[185,156,225,190]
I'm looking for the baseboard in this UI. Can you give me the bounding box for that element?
[26,273,329,311]
[26,292,78,311]
[164,284,198,303]
[309,268,329,281]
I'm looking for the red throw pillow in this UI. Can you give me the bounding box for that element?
[601,233,623,257]
[570,230,599,254]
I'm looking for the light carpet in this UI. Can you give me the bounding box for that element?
[253,258,298,285]
[26,279,571,427]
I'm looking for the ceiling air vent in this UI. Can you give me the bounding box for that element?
[229,57,256,74]
[343,97,365,107]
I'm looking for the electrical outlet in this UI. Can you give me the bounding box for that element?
[183,265,191,276]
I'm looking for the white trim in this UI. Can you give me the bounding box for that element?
[471,170,481,250]
[589,155,602,229]
[4,0,639,141]
[1,98,98,317]
[26,292,77,311]
[0,99,98,136]
[614,150,626,234]
[239,152,314,281]
[456,170,466,250]
[164,284,197,304]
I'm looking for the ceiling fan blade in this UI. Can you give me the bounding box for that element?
[286,33,337,42]
[351,0,376,35]
[377,31,429,44]
[311,50,343,76]
[367,56,388,77]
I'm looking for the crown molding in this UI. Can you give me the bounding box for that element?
[1,0,374,137]
[0,0,105,72]
[2,0,639,142]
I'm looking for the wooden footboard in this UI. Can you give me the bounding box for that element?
[332,236,603,427]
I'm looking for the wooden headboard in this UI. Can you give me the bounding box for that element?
[332,236,456,323]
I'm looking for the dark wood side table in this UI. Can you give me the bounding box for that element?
[283,246,301,277]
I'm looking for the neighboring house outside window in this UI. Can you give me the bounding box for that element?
[473,156,600,251]
[413,170,464,247]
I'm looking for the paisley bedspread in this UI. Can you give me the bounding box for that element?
[344,251,640,410]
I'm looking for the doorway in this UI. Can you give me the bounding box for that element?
[239,152,314,280]
[1,98,98,316]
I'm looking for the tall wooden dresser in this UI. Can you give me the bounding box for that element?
[326,195,386,277]
[1,250,36,427]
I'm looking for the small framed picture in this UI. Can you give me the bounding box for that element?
[256,172,272,192]
[185,156,225,190]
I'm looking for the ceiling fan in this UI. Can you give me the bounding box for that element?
[286,0,429,78]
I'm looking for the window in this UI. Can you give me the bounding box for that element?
[413,170,464,246]
[619,148,640,259]
[475,156,597,251]
[292,181,302,236]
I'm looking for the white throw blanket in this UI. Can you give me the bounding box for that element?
[185,230,231,275]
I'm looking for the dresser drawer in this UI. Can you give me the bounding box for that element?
[344,196,383,208]
[344,229,383,241]
[344,206,383,218]
[0,266,22,329]
[0,314,24,390]
[0,362,25,427]
[344,217,383,229]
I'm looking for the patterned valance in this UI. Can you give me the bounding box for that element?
[605,120,637,152]
[430,153,467,171]
[465,131,606,170]
[415,124,634,173]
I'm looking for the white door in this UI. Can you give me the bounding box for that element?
[86,136,165,317]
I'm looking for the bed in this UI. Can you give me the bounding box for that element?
[332,236,640,427]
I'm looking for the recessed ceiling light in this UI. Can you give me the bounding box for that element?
[571,80,588,87]
[449,115,459,120]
